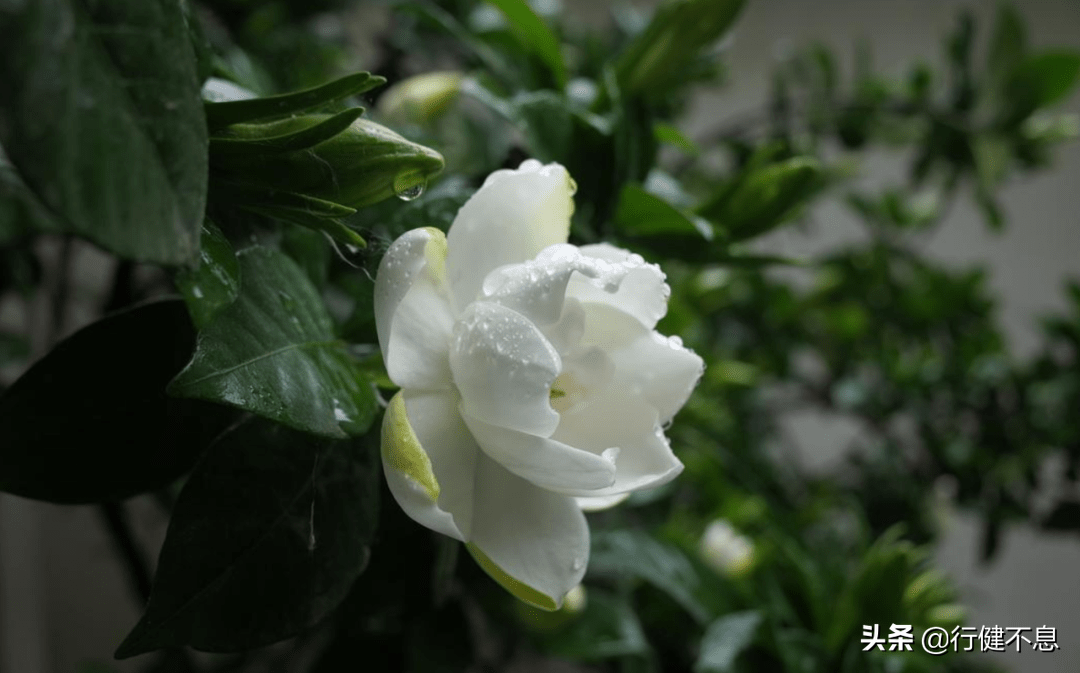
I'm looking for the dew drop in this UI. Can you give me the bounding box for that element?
[571,557,585,572]
[393,171,427,201]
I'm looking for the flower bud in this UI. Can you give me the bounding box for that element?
[376,71,464,126]
[212,114,445,209]
[699,519,754,577]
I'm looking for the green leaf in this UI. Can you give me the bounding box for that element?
[0,0,206,265]
[616,184,714,239]
[1003,51,1080,122]
[986,3,1027,91]
[204,72,384,132]
[654,122,700,155]
[115,416,379,656]
[0,301,236,504]
[0,145,59,242]
[175,220,241,330]
[484,0,567,88]
[695,611,762,673]
[589,530,709,624]
[615,0,746,100]
[169,246,377,438]
[698,157,823,242]
[544,589,650,661]
[209,108,365,155]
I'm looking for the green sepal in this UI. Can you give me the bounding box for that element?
[210,107,365,155]
[205,72,385,132]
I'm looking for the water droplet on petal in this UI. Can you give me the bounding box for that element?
[571,557,585,572]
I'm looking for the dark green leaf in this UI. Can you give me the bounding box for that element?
[694,611,762,673]
[1003,51,1080,122]
[0,301,235,503]
[698,157,822,242]
[484,0,567,87]
[987,3,1027,91]
[115,416,379,656]
[169,246,377,438]
[204,72,384,131]
[543,590,650,661]
[589,530,709,624]
[0,145,59,241]
[0,0,206,264]
[616,184,714,239]
[615,0,746,99]
[175,220,241,330]
[282,226,332,290]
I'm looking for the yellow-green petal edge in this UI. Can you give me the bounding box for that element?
[466,543,559,611]
[382,391,440,501]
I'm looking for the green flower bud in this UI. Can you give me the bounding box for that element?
[616,0,746,99]
[212,114,445,208]
[376,71,465,126]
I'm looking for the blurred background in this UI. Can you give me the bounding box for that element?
[1,0,1078,671]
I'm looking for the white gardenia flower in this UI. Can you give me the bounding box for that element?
[374,159,704,609]
[699,519,754,576]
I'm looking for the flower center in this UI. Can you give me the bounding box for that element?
[549,371,587,414]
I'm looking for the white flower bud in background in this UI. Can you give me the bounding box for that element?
[699,519,754,576]
[376,71,464,127]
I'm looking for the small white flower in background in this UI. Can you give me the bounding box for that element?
[699,519,754,577]
[375,160,704,609]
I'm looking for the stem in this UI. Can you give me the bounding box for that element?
[98,501,152,605]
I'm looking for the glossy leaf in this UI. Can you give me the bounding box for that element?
[694,611,761,673]
[175,220,241,329]
[169,246,377,438]
[204,72,384,131]
[0,301,235,503]
[0,0,206,265]
[115,416,379,656]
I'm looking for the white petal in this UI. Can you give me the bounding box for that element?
[446,160,575,310]
[385,267,455,390]
[450,302,561,437]
[381,390,477,540]
[553,387,683,496]
[466,454,589,610]
[374,227,449,359]
[580,302,704,424]
[570,243,670,328]
[575,493,631,512]
[462,412,617,494]
[481,244,632,327]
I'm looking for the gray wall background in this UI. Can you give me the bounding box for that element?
[1,0,1078,671]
